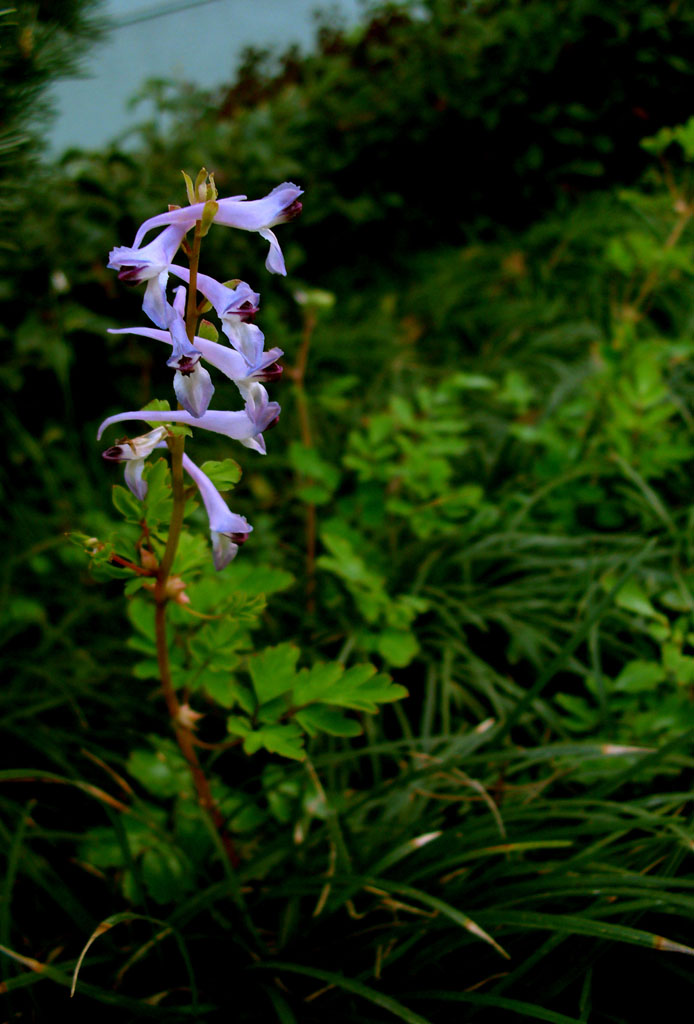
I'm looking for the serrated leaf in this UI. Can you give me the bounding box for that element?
[196,671,242,708]
[333,668,408,712]
[142,398,171,411]
[227,715,252,737]
[200,458,242,490]
[293,661,346,704]
[168,423,193,438]
[243,723,305,760]
[143,457,171,519]
[296,705,362,737]
[248,643,300,703]
[257,695,289,723]
[112,484,143,522]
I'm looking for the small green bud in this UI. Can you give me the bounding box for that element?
[198,319,219,343]
[199,200,219,237]
[181,170,196,206]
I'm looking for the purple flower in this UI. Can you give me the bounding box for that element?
[169,267,266,362]
[182,453,252,570]
[101,426,170,500]
[97,383,280,455]
[107,224,190,328]
[108,323,283,400]
[131,182,303,276]
[164,306,214,417]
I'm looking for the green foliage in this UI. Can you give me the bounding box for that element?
[8,3,694,1021]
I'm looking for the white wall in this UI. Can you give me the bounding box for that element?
[50,0,366,153]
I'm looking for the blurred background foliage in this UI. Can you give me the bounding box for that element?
[5,0,694,1020]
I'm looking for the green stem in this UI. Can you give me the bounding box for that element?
[185,221,203,342]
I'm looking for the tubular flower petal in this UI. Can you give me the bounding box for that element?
[168,267,265,363]
[132,183,303,275]
[174,363,214,418]
[170,266,259,319]
[97,388,280,452]
[163,305,213,416]
[182,452,252,570]
[101,426,170,500]
[165,306,202,372]
[107,224,190,328]
[108,326,283,400]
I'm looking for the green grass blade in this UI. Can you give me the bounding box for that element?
[406,989,584,1024]
[265,986,299,1023]
[370,879,510,960]
[475,910,694,955]
[253,961,433,1024]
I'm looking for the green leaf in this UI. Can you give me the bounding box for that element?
[200,458,242,490]
[288,441,340,490]
[296,705,362,737]
[127,596,156,640]
[112,484,143,522]
[227,715,252,737]
[198,671,242,708]
[142,397,171,415]
[144,457,172,522]
[612,577,665,622]
[292,661,345,705]
[141,846,191,903]
[243,723,305,761]
[248,643,300,703]
[336,665,408,712]
[614,660,666,693]
[127,745,191,798]
[221,562,294,598]
[377,628,419,667]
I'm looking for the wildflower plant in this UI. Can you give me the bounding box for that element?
[76,170,407,890]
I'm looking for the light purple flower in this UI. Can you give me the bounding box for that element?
[107,223,189,328]
[170,266,259,320]
[168,266,266,361]
[165,306,214,417]
[132,182,303,276]
[108,323,282,400]
[182,453,252,570]
[101,426,169,500]
[97,383,280,455]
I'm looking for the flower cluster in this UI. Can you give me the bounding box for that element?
[99,174,302,569]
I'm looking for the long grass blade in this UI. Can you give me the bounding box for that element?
[253,961,433,1024]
